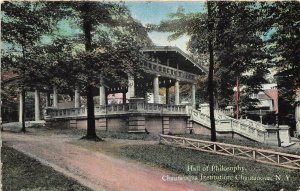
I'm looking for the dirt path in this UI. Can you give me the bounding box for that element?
[2,132,226,191]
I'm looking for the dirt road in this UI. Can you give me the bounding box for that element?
[2,131,225,191]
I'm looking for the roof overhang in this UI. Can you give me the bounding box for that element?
[141,46,208,75]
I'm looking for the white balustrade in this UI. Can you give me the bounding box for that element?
[191,109,267,143]
[46,103,189,119]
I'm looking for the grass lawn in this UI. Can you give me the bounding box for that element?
[3,123,298,154]
[9,122,296,155]
[54,128,159,141]
[2,123,158,141]
[118,144,300,191]
[1,145,92,191]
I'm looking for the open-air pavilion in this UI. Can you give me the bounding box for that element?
[5,46,293,146]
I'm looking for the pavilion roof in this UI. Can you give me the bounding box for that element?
[141,46,208,75]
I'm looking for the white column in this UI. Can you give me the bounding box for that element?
[53,86,58,108]
[128,74,135,98]
[34,89,40,121]
[175,80,180,105]
[99,86,106,105]
[99,76,106,105]
[46,92,51,107]
[191,83,196,108]
[74,86,80,108]
[153,75,159,104]
[260,115,263,124]
[19,92,23,122]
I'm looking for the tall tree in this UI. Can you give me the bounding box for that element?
[156,2,269,110]
[1,2,56,132]
[52,2,150,140]
[207,2,216,141]
[213,2,269,112]
[155,3,217,141]
[264,2,300,132]
[154,2,270,140]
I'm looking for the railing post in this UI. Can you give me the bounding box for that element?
[253,150,256,160]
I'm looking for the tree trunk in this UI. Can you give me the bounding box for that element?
[207,1,216,142]
[85,85,97,137]
[21,88,26,133]
[236,77,239,119]
[276,114,281,147]
[81,2,100,141]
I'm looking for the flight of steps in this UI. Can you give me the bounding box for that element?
[189,109,268,143]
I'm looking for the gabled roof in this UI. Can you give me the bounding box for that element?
[141,46,208,75]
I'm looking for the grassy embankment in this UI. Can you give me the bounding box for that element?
[2,145,91,191]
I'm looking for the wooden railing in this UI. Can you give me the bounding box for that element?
[45,103,188,119]
[191,109,267,143]
[159,134,300,170]
[142,61,197,83]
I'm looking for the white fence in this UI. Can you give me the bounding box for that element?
[160,134,300,170]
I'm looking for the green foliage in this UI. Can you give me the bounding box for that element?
[155,2,270,109]
[1,1,152,135]
[265,2,300,103]
[1,1,60,131]
[1,1,57,88]
[1,2,55,46]
[259,2,300,129]
[2,1,152,90]
[212,2,270,108]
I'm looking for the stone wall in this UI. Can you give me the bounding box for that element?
[169,117,186,134]
[107,118,128,132]
[45,115,188,135]
[145,117,163,134]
